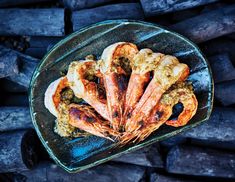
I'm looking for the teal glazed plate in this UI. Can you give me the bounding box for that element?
[29,20,214,172]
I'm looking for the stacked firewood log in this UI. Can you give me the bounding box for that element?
[0,0,235,181]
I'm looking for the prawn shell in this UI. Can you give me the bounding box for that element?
[67,60,111,121]
[100,42,138,74]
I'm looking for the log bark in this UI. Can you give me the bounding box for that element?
[8,60,37,88]
[72,3,144,31]
[0,9,64,36]
[160,108,235,150]
[215,80,235,106]
[140,0,218,16]
[60,0,114,10]
[14,162,145,182]
[112,143,163,168]
[0,51,19,78]
[0,45,39,63]
[0,46,39,88]
[166,145,235,178]
[0,129,39,173]
[208,54,235,83]
[183,107,235,142]
[170,5,235,43]
[0,0,53,7]
[0,107,33,132]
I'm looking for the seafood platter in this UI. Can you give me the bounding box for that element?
[30,20,213,172]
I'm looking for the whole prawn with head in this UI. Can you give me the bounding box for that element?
[121,82,198,144]
[125,55,190,133]
[67,60,110,121]
[124,48,164,124]
[100,42,138,131]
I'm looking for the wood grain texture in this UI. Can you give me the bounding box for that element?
[0,130,39,173]
[208,53,235,83]
[0,107,33,132]
[16,162,145,182]
[183,107,235,142]
[170,5,235,43]
[0,46,39,88]
[0,51,19,78]
[167,145,235,178]
[215,80,235,106]
[0,9,64,36]
[72,3,144,31]
[140,0,218,16]
[60,0,114,10]
[0,0,52,7]
[8,59,37,88]
[161,107,235,150]
[112,143,163,168]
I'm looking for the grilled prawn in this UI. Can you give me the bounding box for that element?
[68,104,119,141]
[100,42,138,131]
[121,82,198,144]
[124,49,164,122]
[44,77,89,137]
[44,42,198,144]
[67,60,110,121]
[125,55,190,132]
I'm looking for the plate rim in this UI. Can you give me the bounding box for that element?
[29,19,214,173]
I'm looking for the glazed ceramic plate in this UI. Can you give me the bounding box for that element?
[29,20,214,172]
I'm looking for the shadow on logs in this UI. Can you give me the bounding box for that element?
[0,129,40,173]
